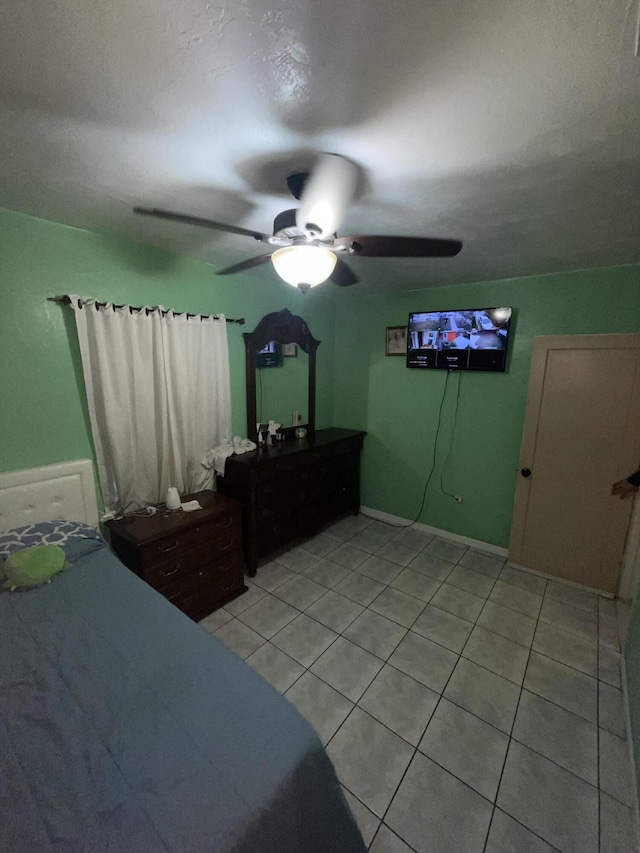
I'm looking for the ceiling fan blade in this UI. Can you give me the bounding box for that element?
[296,154,359,239]
[216,254,273,275]
[133,207,269,241]
[330,258,359,287]
[336,235,463,258]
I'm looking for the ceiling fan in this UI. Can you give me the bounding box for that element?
[134,154,462,292]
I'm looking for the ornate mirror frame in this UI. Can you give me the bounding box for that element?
[244,308,321,443]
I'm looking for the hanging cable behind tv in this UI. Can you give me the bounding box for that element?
[361,367,459,529]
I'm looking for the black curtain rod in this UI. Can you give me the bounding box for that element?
[48,296,245,325]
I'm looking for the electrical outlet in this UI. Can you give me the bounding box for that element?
[454,495,463,504]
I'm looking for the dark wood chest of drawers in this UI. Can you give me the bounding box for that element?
[105,490,247,620]
[217,428,366,575]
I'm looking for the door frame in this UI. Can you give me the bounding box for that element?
[620,497,640,601]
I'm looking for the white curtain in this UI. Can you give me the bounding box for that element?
[70,297,231,514]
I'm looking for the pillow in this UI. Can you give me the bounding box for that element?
[0,521,103,559]
[1,544,71,591]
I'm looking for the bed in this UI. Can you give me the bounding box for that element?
[0,460,365,853]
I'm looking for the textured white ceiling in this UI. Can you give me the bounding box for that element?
[1,0,639,292]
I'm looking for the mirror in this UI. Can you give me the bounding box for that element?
[245,309,320,443]
[257,345,309,429]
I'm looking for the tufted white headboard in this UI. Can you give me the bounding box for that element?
[0,460,99,532]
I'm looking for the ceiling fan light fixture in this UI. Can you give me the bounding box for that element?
[271,245,337,288]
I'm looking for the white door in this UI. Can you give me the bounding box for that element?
[509,334,640,594]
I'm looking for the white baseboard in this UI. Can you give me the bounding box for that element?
[359,506,508,559]
[358,506,617,600]
[507,560,614,600]
[621,659,640,850]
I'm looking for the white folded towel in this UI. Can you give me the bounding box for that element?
[202,436,257,477]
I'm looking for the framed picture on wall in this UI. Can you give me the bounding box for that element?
[385,326,408,356]
[282,343,297,357]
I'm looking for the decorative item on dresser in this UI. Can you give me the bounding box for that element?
[105,490,246,619]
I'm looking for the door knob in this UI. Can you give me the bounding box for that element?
[520,468,532,478]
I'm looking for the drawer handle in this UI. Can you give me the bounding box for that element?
[219,557,234,573]
[161,563,181,577]
[219,539,234,551]
[221,579,235,593]
[217,516,233,529]
[167,587,182,601]
[158,540,179,553]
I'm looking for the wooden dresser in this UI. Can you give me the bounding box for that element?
[217,428,366,575]
[105,490,246,620]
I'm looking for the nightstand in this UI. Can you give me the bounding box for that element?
[105,490,247,621]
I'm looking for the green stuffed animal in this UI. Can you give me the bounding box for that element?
[1,544,71,591]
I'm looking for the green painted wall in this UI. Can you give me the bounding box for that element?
[332,265,640,547]
[0,207,336,476]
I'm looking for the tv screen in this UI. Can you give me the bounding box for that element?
[406,307,512,372]
[256,341,281,368]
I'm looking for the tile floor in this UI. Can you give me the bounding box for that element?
[200,514,638,853]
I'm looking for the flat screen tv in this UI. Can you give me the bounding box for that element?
[256,341,281,368]
[406,307,512,372]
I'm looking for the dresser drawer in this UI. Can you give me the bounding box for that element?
[256,459,353,499]
[297,498,331,536]
[143,530,242,588]
[300,470,357,505]
[256,515,297,557]
[140,523,206,569]
[298,490,353,537]
[160,563,216,600]
[257,453,310,481]
[312,437,362,460]
[302,458,356,496]
[255,499,296,524]
[159,552,244,598]
[174,572,245,621]
[305,453,358,483]
[141,518,240,569]
[256,471,299,500]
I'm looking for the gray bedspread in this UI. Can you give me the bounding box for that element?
[0,542,365,852]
